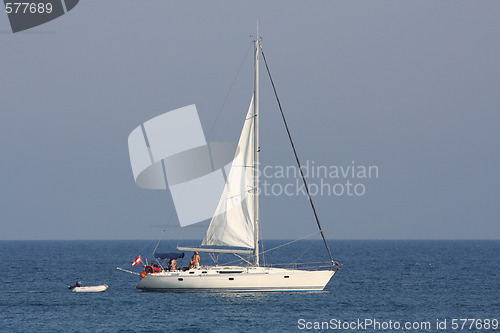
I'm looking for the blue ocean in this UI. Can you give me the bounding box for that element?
[0,240,498,332]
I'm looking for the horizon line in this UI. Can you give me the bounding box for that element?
[1,238,499,241]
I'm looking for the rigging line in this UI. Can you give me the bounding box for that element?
[219,232,318,266]
[135,239,157,264]
[234,253,253,266]
[222,230,320,266]
[176,228,186,249]
[209,252,217,265]
[259,45,335,266]
[152,199,178,251]
[152,228,166,257]
[289,238,319,267]
[259,216,266,267]
[207,42,253,142]
[221,259,243,266]
[259,231,320,256]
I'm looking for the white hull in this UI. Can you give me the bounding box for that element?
[136,266,335,292]
[72,285,108,293]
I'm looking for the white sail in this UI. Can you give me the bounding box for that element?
[202,96,256,249]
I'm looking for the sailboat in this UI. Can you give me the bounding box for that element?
[132,35,340,292]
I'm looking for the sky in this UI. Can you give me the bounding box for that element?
[1,1,499,240]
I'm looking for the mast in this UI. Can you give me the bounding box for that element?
[253,31,260,266]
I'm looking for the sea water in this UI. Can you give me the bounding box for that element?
[0,240,498,332]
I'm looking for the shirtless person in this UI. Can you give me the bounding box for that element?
[190,251,200,269]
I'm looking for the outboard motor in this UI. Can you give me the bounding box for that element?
[68,281,83,290]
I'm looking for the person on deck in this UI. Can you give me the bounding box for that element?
[168,259,177,271]
[151,261,161,273]
[190,251,200,269]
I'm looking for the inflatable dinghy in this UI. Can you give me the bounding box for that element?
[72,285,108,292]
[68,281,108,292]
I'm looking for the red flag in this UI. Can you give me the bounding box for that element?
[132,255,143,267]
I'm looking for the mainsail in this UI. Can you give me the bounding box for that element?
[201,96,256,249]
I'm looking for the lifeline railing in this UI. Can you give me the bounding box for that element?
[265,261,341,271]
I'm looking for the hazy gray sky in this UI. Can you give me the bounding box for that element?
[1,1,499,240]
